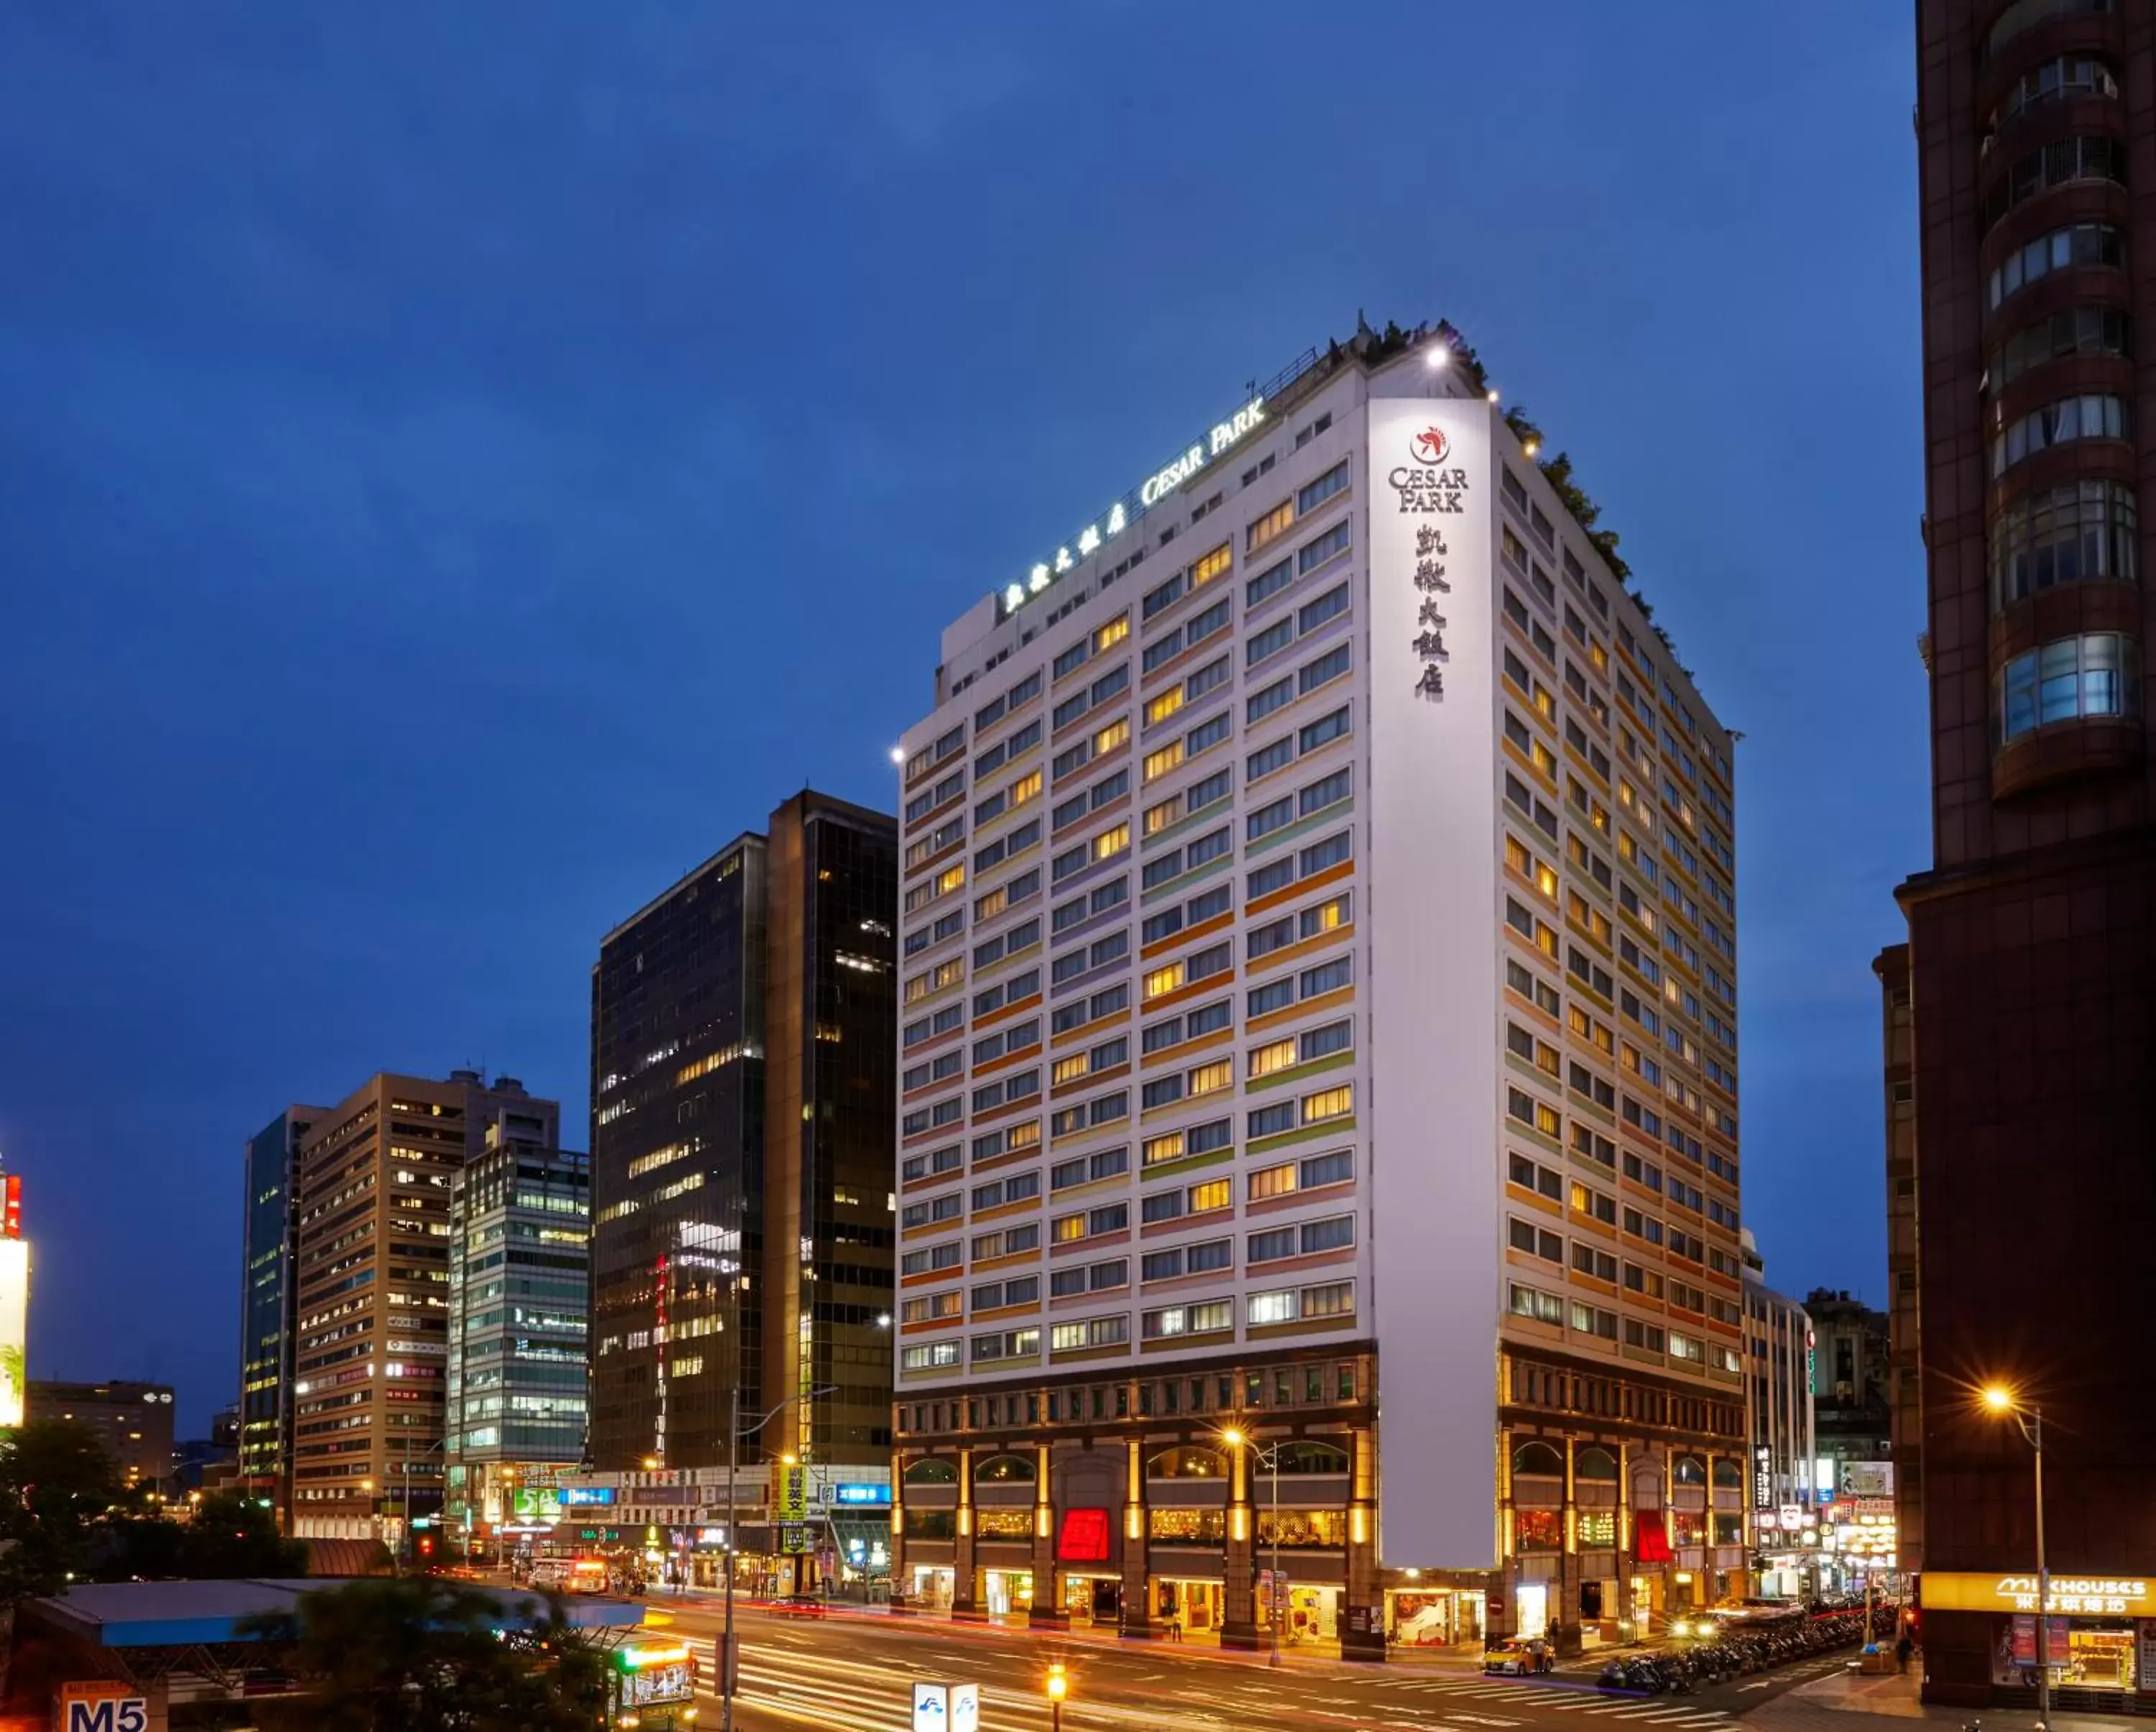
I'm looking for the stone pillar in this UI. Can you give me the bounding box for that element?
[1556,1435,1583,1657]
[952,1445,980,1619]
[888,1449,911,1616]
[1495,1427,1516,1639]
[1341,1423,1385,1662]
[1615,1440,1634,1641]
[1119,1434,1154,1638]
[1028,1440,1066,1629]
[1662,1447,1680,1622]
[1220,1434,1258,1649]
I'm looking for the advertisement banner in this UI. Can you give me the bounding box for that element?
[1840,1462,1894,1497]
[1365,387,1500,1570]
[779,1464,809,1521]
[0,1239,28,1428]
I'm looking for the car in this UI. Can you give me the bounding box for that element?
[770,1592,828,1618]
[1484,1636,1556,1675]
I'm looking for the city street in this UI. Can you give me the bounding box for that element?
[645,1603,1863,1732]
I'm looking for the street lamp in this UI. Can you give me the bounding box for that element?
[1982,1384,2050,1731]
[1221,1428,1285,1669]
[1045,1661,1068,1732]
[719,1383,837,1732]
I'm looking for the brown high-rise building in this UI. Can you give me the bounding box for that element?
[1907,0,2156,1707]
[288,1071,558,1541]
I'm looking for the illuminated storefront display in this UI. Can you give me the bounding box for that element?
[0,1235,28,1429]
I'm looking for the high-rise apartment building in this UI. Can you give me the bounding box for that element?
[589,791,897,1474]
[289,1072,558,1540]
[1909,0,2156,1708]
[888,322,1743,1654]
[239,1106,326,1517]
[444,1134,590,1554]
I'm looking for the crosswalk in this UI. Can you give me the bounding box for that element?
[1348,1677,1735,1723]
[674,1636,1739,1732]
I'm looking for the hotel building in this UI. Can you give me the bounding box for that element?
[888,321,1744,1655]
[1907,1,2156,1706]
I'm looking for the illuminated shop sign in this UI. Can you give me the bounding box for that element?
[1002,396,1268,617]
[1922,1574,2151,1616]
[561,1487,616,1507]
[833,1483,892,1506]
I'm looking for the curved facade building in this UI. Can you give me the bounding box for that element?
[1908,0,2156,1708]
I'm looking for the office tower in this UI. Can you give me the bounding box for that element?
[444,1136,590,1556]
[888,321,1742,1654]
[27,1380,175,1492]
[1909,1,2156,1703]
[288,1072,558,1541]
[239,1106,325,1518]
[589,791,897,1473]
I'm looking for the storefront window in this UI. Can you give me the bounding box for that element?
[1256,1507,1349,1548]
[1669,1511,1704,1547]
[1993,1616,2139,1689]
[1148,1507,1226,1543]
[975,1507,1032,1539]
[1514,1508,1564,1552]
[1576,1510,1616,1547]
[903,1508,955,1539]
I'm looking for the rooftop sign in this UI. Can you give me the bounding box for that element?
[1002,395,1268,618]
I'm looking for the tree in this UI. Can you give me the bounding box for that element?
[0,1421,125,1703]
[103,1491,308,1583]
[241,1577,609,1732]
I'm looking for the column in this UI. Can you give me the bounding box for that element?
[1220,1435,1258,1649]
[1662,1447,1679,1622]
[1557,1435,1583,1657]
[889,1445,910,1616]
[1496,1426,1516,1639]
[1341,1422,1385,1662]
[1615,1440,1634,1640]
[1028,1440,1066,1629]
[952,1445,980,1619]
[1119,1434,1153,1638]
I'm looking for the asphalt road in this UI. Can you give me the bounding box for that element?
[636,1602,1866,1732]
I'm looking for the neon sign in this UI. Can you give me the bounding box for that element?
[1003,396,1268,617]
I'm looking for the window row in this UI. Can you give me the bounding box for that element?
[1996,632,2143,742]
[1986,221,2124,313]
[1988,304,2129,393]
[1989,478,2137,608]
[1981,136,2127,236]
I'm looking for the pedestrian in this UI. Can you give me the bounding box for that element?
[1167,1607,1184,1643]
[1894,1634,1913,1675]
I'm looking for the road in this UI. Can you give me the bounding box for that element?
[635,1602,1862,1732]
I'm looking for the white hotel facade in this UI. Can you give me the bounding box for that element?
[889,323,1747,1655]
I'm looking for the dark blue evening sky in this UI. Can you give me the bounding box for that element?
[0,3,1922,1432]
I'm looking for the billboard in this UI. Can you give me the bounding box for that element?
[1366,390,1501,1568]
[0,1238,27,1428]
[1840,1461,1894,1497]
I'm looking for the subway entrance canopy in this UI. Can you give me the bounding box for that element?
[25,1577,648,1695]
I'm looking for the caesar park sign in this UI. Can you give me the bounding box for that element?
[1003,396,1267,615]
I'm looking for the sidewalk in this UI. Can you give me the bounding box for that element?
[1751,1664,2145,1732]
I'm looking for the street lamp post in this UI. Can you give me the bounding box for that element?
[721,1383,837,1732]
[1983,1386,2049,1732]
[1222,1429,1285,1668]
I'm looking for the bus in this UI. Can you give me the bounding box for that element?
[607,1639,697,1730]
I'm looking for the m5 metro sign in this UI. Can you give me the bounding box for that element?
[59,1683,149,1732]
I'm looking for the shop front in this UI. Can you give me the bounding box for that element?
[909,1565,957,1611]
[1258,1575,1339,1646]
[1921,1571,2156,1708]
[1151,1575,1223,1636]
[1063,1572,1121,1626]
[985,1569,1034,1618]
[1386,1585,1486,1649]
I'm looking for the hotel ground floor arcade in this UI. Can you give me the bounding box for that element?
[887,1342,1750,1656]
